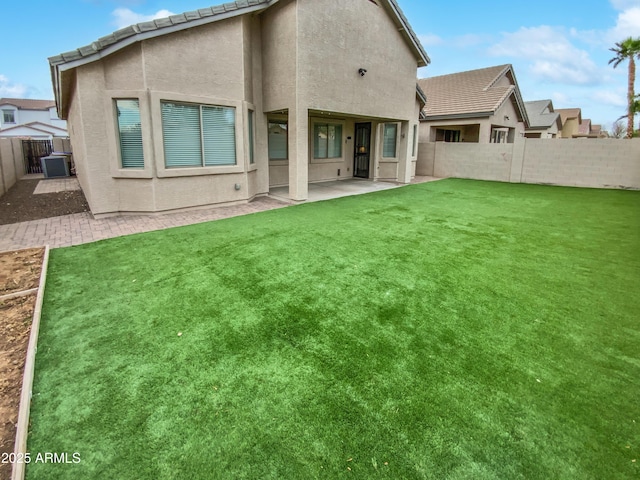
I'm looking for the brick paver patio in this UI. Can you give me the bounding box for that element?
[0,176,442,252]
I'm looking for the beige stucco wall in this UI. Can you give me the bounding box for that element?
[262,0,421,194]
[64,0,424,214]
[560,117,580,138]
[67,16,264,215]
[296,1,417,120]
[0,138,22,196]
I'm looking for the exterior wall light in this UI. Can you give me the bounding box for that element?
[358,68,367,77]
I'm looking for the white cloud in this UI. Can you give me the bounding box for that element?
[452,33,494,48]
[608,7,640,42]
[590,89,627,107]
[418,34,443,47]
[610,0,640,11]
[0,74,28,98]
[112,8,175,29]
[490,26,601,85]
[551,92,572,106]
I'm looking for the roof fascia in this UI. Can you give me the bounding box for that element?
[383,0,430,67]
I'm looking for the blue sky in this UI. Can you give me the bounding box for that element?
[1,0,638,128]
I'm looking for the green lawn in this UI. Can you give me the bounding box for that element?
[27,179,639,479]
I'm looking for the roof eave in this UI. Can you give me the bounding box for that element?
[385,0,430,67]
[50,0,277,116]
[421,111,495,122]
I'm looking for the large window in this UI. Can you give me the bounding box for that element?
[313,123,342,159]
[2,109,15,124]
[383,123,398,158]
[491,128,508,144]
[115,99,144,169]
[161,102,236,168]
[412,124,418,157]
[248,110,255,165]
[268,121,288,160]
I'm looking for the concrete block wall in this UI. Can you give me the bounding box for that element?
[0,138,24,197]
[415,142,435,176]
[416,138,640,190]
[432,142,512,182]
[522,139,640,189]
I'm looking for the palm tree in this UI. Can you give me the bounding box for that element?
[609,37,640,138]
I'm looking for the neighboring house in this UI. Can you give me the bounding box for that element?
[417,64,528,144]
[556,108,581,138]
[0,98,68,139]
[556,108,601,138]
[524,100,561,138]
[48,0,429,216]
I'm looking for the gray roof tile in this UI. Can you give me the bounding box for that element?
[524,100,560,128]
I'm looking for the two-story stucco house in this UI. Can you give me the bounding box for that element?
[0,98,68,139]
[49,0,429,216]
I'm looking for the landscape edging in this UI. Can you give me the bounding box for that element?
[11,244,50,480]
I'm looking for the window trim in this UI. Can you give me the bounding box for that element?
[412,124,418,157]
[247,109,255,166]
[115,98,145,169]
[151,92,244,178]
[106,92,153,179]
[161,101,238,169]
[2,109,16,124]
[382,122,399,158]
[267,116,289,163]
[310,117,345,164]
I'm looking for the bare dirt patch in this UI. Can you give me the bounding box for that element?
[0,179,89,226]
[0,247,44,480]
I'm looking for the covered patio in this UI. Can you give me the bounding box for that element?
[269,176,442,203]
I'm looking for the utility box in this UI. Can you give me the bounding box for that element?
[40,156,70,178]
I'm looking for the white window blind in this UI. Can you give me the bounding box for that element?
[115,99,144,169]
[161,102,236,168]
[383,123,397,158]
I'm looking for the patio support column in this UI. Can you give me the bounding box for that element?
[480,122,492,144]
[288,105,308,201]
[397,121,411,184]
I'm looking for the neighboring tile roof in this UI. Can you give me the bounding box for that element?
[578,119,592,135]
[417,65,526,121]
[524,99,560,128]
[556,108,582,125]
[0,98,56,110]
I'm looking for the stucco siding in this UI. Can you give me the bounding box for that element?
[144,18,245,99]
[297,1,416,121]
[261,0,297,113]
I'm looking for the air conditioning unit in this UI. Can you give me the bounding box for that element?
[40,156,70,178]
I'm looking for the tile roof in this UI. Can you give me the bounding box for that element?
[556,108,582,125]
[524,99,560,128]
[49,0,272,67]
[578,119,592,135]
[49,0,428,67]
[417,65,519,119]
[0,98,56,110]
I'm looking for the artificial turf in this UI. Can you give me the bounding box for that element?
[26,179,639,479]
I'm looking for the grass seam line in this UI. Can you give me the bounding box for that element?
[11,244,50,480]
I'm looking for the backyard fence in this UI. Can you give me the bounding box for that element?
[417,138,640,190]
[0,137,72,197]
